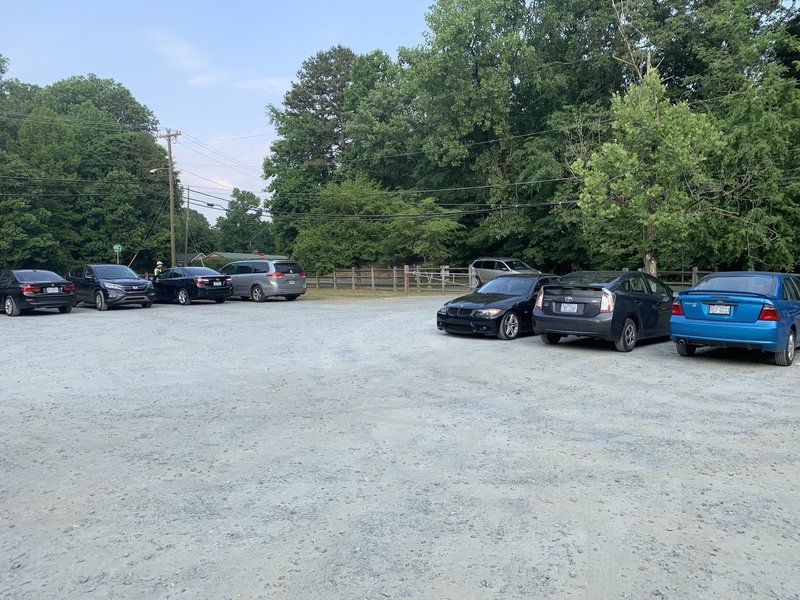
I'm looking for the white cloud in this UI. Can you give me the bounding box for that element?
[150,32,208,71]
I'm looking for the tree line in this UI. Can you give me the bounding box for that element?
[2,0,799,276]
[264,0,800,275]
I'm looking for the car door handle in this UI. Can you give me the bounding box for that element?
[633,299,641,305]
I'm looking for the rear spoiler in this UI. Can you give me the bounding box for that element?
[680,289,770,299]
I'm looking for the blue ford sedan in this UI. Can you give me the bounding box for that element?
[670,272,800,366]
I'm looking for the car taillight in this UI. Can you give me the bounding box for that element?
[267,272,285,278]
[600,289,615,313]
[757,303,780,321]
[534,289,543,310]
[64,283,75,292]
[21,284,42,293]
[225,277,232,286]
[194,277,207,286]
[671,299,684,316]
[299,272,306,277]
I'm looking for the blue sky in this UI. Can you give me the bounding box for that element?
[4,1,434,222]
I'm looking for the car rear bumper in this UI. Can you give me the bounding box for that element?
[533,312,616,340]
[196,287,233,299]
[21,294,75,309]
[437,315,500,336]
[670,317,782,351]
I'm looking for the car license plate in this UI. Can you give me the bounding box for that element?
[213,281,222,286]
[288,280,296,285]
[709,304,731,315]
[46,287,59,293]
[560,303,578,313]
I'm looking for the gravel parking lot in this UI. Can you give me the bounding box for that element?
[1,295,799,599]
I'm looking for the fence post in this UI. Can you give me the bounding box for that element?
[692,267,698,286]
[416,268,420,293]
[351,267,356,291]
[315,272,320,289]
[332,269,337,290]
[441,266,447,292]
[403,265,409,295]
[371,267,375,291]
[393,266,397,292]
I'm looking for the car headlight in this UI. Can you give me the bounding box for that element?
[474,308,503,318]
[105,283,124,291]
[438,305,448,315]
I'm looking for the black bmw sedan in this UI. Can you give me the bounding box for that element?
[437,274,557,340]
[0,269,76,316]
[533,271,673,352]
[153,267,233,305]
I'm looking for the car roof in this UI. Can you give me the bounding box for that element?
[492,273,555,279]
[473,257,525,262]
[704,271,780,277]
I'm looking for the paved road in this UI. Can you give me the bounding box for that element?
[1,296,798,599]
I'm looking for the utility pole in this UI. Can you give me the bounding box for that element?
[159,129,181,267]
[184,187,190,266]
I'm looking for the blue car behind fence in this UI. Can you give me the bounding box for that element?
[670,271,800,366]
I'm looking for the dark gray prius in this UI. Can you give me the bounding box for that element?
[533,271,673,352]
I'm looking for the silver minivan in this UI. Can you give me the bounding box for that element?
[470,257,540,286]
[219,259,307,301]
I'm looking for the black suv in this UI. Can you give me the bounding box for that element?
[66,264,155,310]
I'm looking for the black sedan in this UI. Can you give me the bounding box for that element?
[437,274,557,340]
[66,264,155,310]
[533,271,673,351]
[153,267,233,305]
[0,269,76,316]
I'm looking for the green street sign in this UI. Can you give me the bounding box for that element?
[113,243,123,253]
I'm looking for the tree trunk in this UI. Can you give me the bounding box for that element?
[644,250,657,276]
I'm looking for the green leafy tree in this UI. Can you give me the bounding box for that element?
[214,189,274,253]
[573,70,723,275]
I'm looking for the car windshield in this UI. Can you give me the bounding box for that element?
[94,265,138,279]
[558,272,620,286]
[695,275,777,295]
[479,277,534,296]
[504,260,532,270]
[15,270,61,282]
[183,267,220,276]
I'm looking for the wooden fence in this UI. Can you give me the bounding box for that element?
[307,266,472,293]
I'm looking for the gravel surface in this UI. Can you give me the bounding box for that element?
[1,295,799,600]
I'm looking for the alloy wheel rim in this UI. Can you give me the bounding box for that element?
[96,293,102,308]
[179,290,188,303]
[625,324,635,346]
[4,297,11,313]
[789,334,796,362]
[506,314,519,337]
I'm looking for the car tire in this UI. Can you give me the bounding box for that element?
[141,302,152,308]
[676,342,697,357]
[774,330,796,367]
[474,276,483,288]
[541,333,561,345]
[95,291,108,311]
[177,288,191,305]
[214,298,226,304]
[285,295,299,301]
[614,318,638,352]
[58,303,73,314]
[4,295,21,317]
[251,286,266,302]
[497,311,520,340]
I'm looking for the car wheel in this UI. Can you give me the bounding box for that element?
[774,330,796,367]
[214,298,226,304]
[541,333,561,345]
[285,295,299,301]
[251,286,265,302]
[497,311,520,340]
[141,302,152,308]
[58,303,73,314]
[4,295,21,317]
[177,288,191,305]
[95,290,108,311]
[676,342,697,357]
[614,318,638,352]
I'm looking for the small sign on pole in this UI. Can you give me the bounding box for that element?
[113,243,123,264]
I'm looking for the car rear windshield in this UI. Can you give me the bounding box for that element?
[695,275,777,295]
[479,277,534,296]
[15,270,61,282]
[274,262,303,274]
[94,265,138,279]
[183,267,221,276]
[557,272,620,286]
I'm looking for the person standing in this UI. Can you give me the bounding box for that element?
[154,260,164,278]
